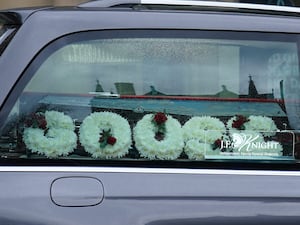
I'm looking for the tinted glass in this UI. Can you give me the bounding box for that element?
[1,30,299,165]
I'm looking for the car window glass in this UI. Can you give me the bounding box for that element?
[193,0,295,6]
[0,23,17,56]
[0,30,299,165]
[240,0,294,6]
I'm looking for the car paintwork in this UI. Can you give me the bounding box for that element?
[1,167,300,224]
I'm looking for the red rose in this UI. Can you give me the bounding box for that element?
[37,117,47,130]
[107,136,117,145]
[25,113,47,129]
[24,118,33,127]
[153,112,167,125]
[232,115,249,130]
[214,139,222,148]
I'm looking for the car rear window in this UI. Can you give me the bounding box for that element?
[0,30,299,166]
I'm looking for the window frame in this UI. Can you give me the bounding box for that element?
[1,29,300,169]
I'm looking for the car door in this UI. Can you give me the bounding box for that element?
[1,167,300,225]
[1,10,300,225]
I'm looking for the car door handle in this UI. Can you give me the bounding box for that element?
[50,176,104,207]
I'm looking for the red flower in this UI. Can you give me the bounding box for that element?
[37,116,47,130]
[232,115,249,130]
[107,136,117,145]
[99,129,117,147]
[153,112,167,125]
[25,113,47,129]
[214,139,222,148]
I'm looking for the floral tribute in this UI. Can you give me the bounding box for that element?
[79,112,131,158]
[227,115,278,137]
[23,111,77,158]
[133,112,184,160]
[226,115,283,156]
[182,116,226,160]
[184,140,217,160]
[21,109,286,160]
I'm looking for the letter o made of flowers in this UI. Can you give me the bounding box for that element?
[79,112,132,159]
[133,113,184,160]
[23,111,77,158]
[182,116,226,160]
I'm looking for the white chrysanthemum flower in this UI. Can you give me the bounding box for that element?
[23,111,76,158]
[227,115,277,137]
[183,116,226,144]
[184,140,209,160]
[133,114,184,160]
[79,112,132,159]
[184,138,223,160]
[45,110,75,130]
[244,116,278,137]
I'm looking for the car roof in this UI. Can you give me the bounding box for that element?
[2,0,300,24]
[79,0,300,14]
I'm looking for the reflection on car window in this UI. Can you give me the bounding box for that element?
[241,0,294,6]
[0,24,17,56]
[1,30,299,164]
